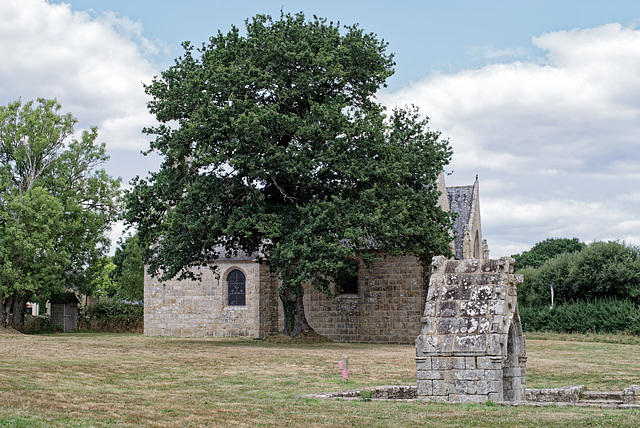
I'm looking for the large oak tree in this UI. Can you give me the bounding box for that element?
[126,13,454,337]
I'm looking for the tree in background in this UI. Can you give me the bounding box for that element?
[126,13,454,337]
[512,237,585,270]
[518,240,640,307]
[109,234,144,302]
[0,99,121,327]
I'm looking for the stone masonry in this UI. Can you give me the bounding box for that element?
[303,255,428,343]
[415,256,526,403]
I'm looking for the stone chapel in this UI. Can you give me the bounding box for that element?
[143,174,489,343]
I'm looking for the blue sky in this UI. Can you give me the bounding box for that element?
[2,0,640,257]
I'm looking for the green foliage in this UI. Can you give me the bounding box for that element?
[512,237,585,270]
[360,390,373,401]
[126,13,454,336]
[518,240,640,306]
[520,299,640,335]
[109,234,144,302]
[79,298,143,333]
[19,314,60,334]
[0,98,121,326]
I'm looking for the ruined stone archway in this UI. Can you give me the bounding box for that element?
[415,256,526,403]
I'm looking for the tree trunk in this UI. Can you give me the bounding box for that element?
[11,294,26,327]
[279,284,312,337]
[0,296,10,327]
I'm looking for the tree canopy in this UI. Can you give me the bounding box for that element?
[0,98,121,326]
[518,240,640,307]
[512,237,585,270]
[125,13,454,336]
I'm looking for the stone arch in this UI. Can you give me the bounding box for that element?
[502,313,526,401]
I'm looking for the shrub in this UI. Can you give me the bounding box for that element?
[79,298,143,333]
[520,299,640,335]
[518,241,640,306]
[18,314,60,334]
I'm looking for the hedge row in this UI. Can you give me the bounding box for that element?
[79,298,143,333]
[520,299,640,335]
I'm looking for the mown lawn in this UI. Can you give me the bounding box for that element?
[1,331,639,427]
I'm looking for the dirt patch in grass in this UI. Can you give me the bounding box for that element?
[0,325,22,335]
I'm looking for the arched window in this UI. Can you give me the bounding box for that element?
[227,269,246,306]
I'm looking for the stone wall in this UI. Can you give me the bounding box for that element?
[144,260,274,338]
[303,255,427,343]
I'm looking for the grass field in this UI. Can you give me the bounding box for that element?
[1,331,640,427]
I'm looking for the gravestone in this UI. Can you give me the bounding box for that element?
[415,256,526,403]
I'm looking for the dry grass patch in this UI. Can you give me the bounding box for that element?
[0,332,639,427]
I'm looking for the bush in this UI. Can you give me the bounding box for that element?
[18,314,61,334]
[518,241,640,306]
[79,298,143,333]
[520,299,640,335]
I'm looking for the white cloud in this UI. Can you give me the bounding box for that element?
[381,23,640,256]
[0,0,158,151]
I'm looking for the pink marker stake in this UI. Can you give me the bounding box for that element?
[341,356,349,382]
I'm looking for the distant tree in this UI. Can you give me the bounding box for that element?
[125,13,454,337]
[0,99,120,327]
[518,240,640,306]
[512,237,585,270]
[109,234,144,302]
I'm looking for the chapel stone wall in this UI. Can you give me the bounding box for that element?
[302,255,427,343]
[144,260,268,338]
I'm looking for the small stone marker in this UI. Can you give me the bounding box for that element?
[340,356,349,382]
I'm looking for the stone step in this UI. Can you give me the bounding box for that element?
[581,390,624,401]
[578,399,625,406]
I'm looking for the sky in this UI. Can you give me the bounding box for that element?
[2,0,640,257]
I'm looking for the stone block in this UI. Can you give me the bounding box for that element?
[443,284,472,300]
[416,334,441,356]
[423,301,436,317]
[476,356,502,369]
[415,357,432,371]
[488,392,503,402]
[433,379,468,396]
[431,356,455,370]
[446,274,460,286]
[623,385,640,404]
[417,380,433,396]
[490,316,505,333]
[417,370,444,380]
[476,379,501,394]
[481,259,499,273]
[476,285,495,300]
[481,369,503,381]
[449,394,487,404]
[453,334,487,354]
[488,300,505,316]
[438,301,458,317]
[488,333,505,355]
[420,317,437,335]
[453,369,481,381]
[465,357,477,369]
[441,334,454,355]
[427,286,442,301]
[459,301,488,317]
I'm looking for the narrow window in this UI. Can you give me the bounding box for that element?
[338,274,359,294]
[336,260,359,294]
[227,269,246,306]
